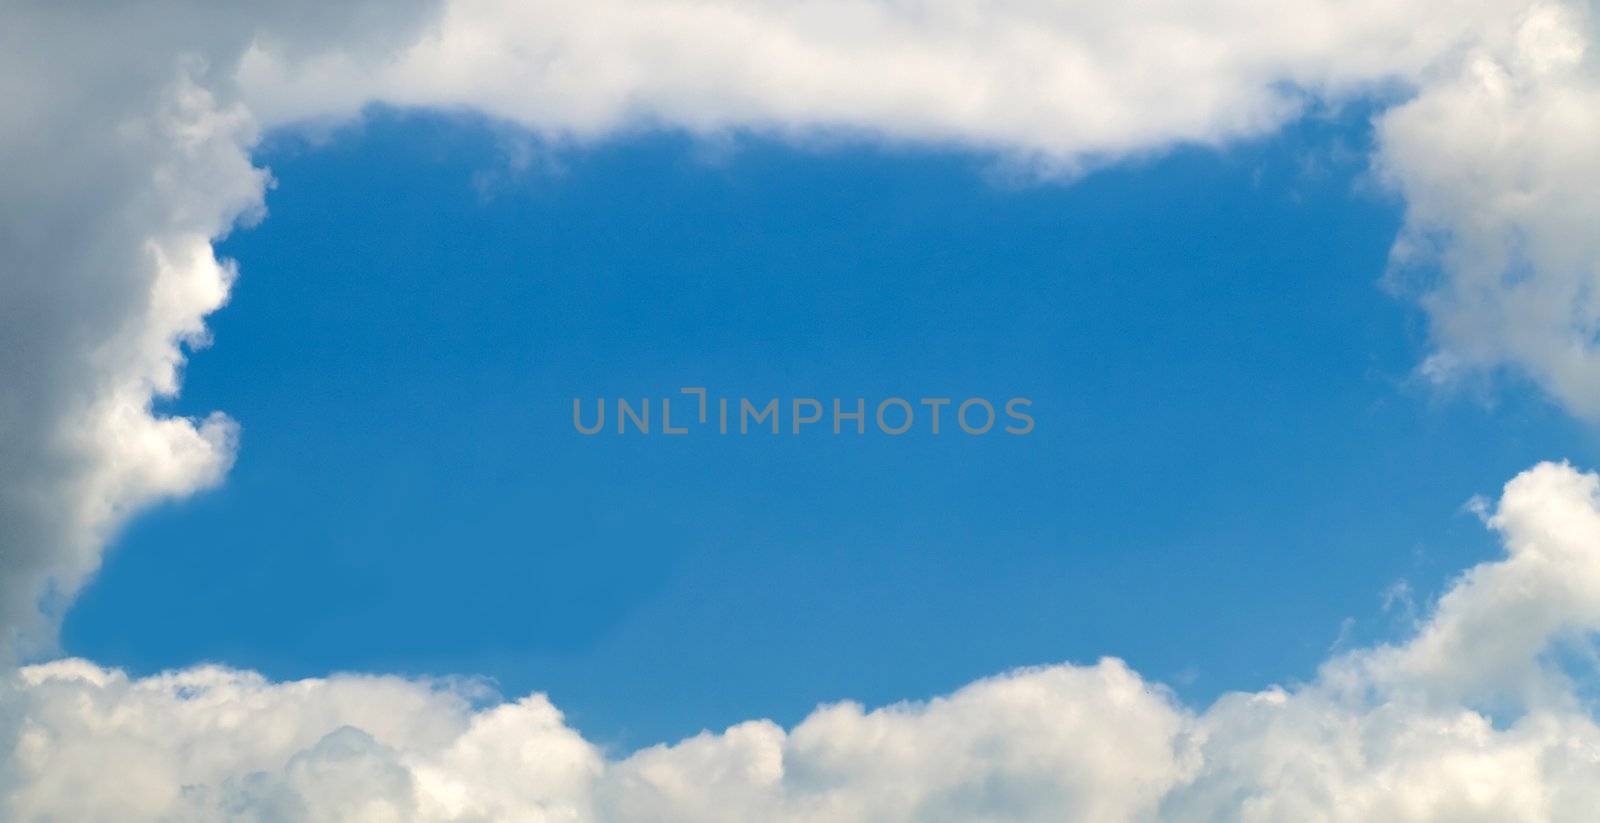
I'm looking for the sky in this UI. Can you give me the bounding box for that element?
[60,107,1599,749]
[8,1,1600,821]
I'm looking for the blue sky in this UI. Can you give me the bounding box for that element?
[17,4,1600,818]
[62,106,1596,748]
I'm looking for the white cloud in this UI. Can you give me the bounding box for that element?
[0,0,429,649]
[1376,2,1600,416]
[5,462,1600,821]
[236,0,1503,168]
[0,12,255,648]
[8,2,1600,820]
[0,0,1593,645]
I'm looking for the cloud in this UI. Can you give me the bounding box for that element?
[4,461,1600,820]
[1377,2,1600,416]
[236,0,1501,168]
[0,0,429,649]
[1,0,1594,647]
[0,8,255,648]
[7,3,1600,820]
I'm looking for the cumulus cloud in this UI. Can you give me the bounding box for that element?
[3,462,1600,821]
[235,0,1600,422]
[0,8,251,647]
[0,0,430,649]
[1377,2,1600,416]
[0,0,1594,645]
[235,0,1497,166]
[8,2,1600,820]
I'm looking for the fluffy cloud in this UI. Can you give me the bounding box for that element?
[5,462,1600,821]
[0,0,1593,645]
[0,7,251,647]
[237,0,1600,418]
[7,2,1600,821]
[0,0,430,649]
[235,0,1496,165]
[1377,2,1600,416]
[8,657,1182,821]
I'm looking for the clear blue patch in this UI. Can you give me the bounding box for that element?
[64,106,1596,748]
